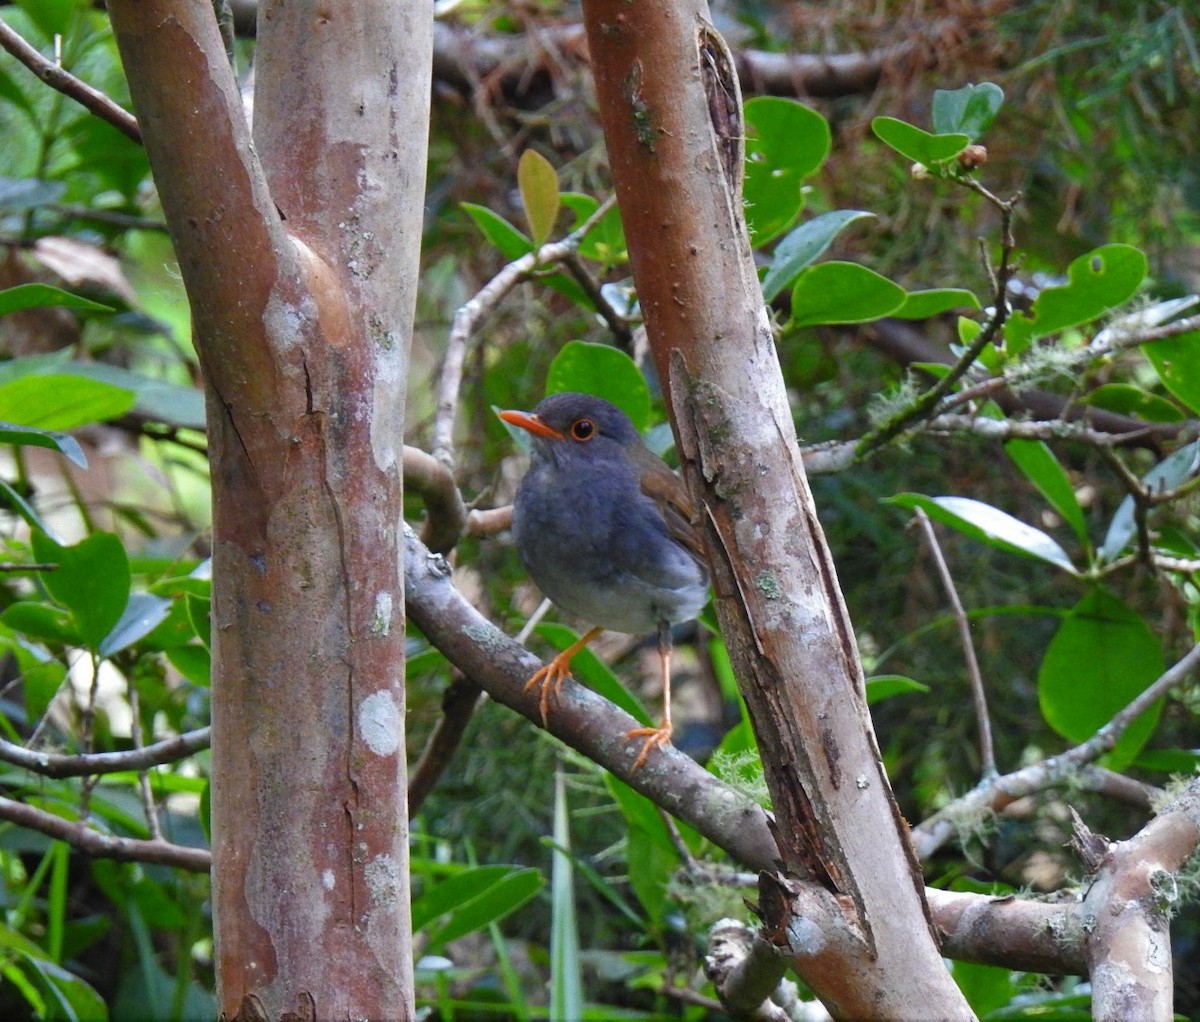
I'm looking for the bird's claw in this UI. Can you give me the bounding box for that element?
[524,653,573,725]
[626,721,673,772]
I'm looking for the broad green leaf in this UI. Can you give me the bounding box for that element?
[1038,588,1164,769]
[62,364,206,431]
[790,262,906,328]
[932,83,1004,140]
[564,194,626,265]
[12,949,108,1022]
[607,777,677,925]
[0,478,56,537]
[534,622,650,725]
[0,374,135,430]
[892,288,981,320]
[18,0,79,37]
[0,283,114,316]
[1143,329,1200,415]
[32,531,131,650]
[544,341,652,431]
[166,645,211,688]
[1080,384,1184,423]
[743,98,830,245]
[0,422,86,466]
[517,149,560,247]
[98,593,173,658]
[871,117,969,165]
[461,203,533,260]
[1006,244,1147,352]
[1004,440,1088,544]
[760,210,875,302]
[413,865,544,948]
[951,958,1021,1018]
[1100,440,1200,562]
[865,674,930,705]
[1,602,79,646]
[887,494,1077,573]
[550,770,583,1022]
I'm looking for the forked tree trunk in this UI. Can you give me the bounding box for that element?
[108,2,431,1017]
[581,0,974,1017]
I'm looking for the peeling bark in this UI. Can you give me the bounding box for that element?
[107,1,431,1016]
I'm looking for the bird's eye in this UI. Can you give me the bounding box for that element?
[570,418,596,441]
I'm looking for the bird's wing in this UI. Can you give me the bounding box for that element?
[629,443,707,564]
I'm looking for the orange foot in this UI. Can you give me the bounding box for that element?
[626,721,673,772]
[524,651,574,725]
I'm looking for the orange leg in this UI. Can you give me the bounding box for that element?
[525,625,603,725]
[626,621,674,771]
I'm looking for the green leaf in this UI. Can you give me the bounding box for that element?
[0,478,55,537]
[566,195,626,265]
[0,283,114,316]
[550,770,583,1022]
[32,531,132,650]
[166,645,211,688]
[1080,383,1184,423]
[871,117,970,165]
[606,777,677,926]
[0,422,87,467]
[865,674,930,705]
[60,364,206,431]
[534,622,651,726]
[98,593,173,658]
[1101,440,1200,562]
[760,210,875,302]
[12,949,108,1022]
[18,0,80,38]
[951,958,1020,1017]
[892,288,981,320]
[518,149,561,247]
[1004,439,1088,544]
[887,494,1077,573]
[1006,244,1147,352]
[461,203,533,260]
[413,865,544,950]
[544,341,652,432]
[1037,588,1164,769]
[1,602,79,646]
[931,83,1004,140]
[743,98,831,245]
[1143,329,1200,415]
[0,374,135,430]
[790,262,906,328]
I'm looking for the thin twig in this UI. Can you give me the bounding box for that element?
[0,20,141,143]
[914,509,995,776]
[911,642,1200,858]
[0,727,211,778]
[854,190,1021,459]
[126,679,162,840]
[0,794,209,872]
[432,194,619,467]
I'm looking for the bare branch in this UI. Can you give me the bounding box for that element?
[0,19,141,143]
[403,444,469,554]
[0,794,210,872]
[0,727,211,779]
[407,677,483,817]
[912,643,1200,858]
[914,509,994,776]
[432,195,619,467]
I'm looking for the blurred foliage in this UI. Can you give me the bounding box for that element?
[0,0,1197,1018]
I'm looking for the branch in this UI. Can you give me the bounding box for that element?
[0,19,141,143]
[911,643,1200,858]
[0,728,211,779]
[914,510,995,776]
[432,194,618,468]
[0,794,210,872]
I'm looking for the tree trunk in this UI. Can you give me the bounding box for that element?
[581,0,974,1017]
[107,2,431,1017]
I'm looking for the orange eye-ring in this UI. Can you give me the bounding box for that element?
[570,418,596,441]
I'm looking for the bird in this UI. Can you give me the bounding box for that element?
[499,392,709,770]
